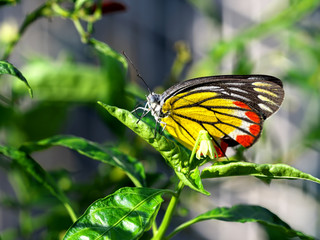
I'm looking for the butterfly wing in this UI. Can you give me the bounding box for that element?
[159,75,284,156]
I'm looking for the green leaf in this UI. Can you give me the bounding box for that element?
[89,39,128,107]
[20,135,146,187]
[176,167,209,195]
[0,145,76,222]
[0,60,33,97]
[91,40,130,136]
[98,103,210,195]
[201,162,320,184]
[13,58,111,102]
[89,38,128,71]
[169,205,314,240]
[63,187,169,240]
[10,103,68,144]
[0,145,64,201]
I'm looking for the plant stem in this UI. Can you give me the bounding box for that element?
[165,217,197,239]
[51,2,71,18]
[152,181,184,240]
[64,202,77,223]
[2,3,53,60]
[72,18,89,43]
[152,221,158,236]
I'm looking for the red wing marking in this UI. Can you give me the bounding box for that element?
[249,124,260,136]
[245,111,260,123]
[214,139,228,158]
[233,101,250,110]
[236,135,255,147]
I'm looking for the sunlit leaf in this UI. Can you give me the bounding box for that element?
[20,135,146,187]
[98,102,210,195]
[0,60,32,97]
[170,205,314,240]
[63,187,169,240]
[201,161,320,184]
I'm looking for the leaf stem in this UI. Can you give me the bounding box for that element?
[63,202,77,223]
[51,2,71,18]
[2,3,53,60]
[72,18,89,43]
[165,217,197,239]
[152,181,184,240]
[152,221,158,236]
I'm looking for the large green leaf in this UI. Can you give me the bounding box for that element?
[201,161,320,184]
[13,58,110,102]
[20,135,146,187]
[169,204,313,240]
[0,60,32,97]
[0,145,76,221]
[63,187,169,240]
[98,102,210,195]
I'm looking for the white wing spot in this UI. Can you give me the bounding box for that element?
[225,82,246,86]
[248,77,261,80]
[258,103,273,113]
[192,86,221,91]
[229,87,248,94]
[230,93,250,101]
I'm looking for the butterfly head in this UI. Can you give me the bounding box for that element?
[146,92,167,122]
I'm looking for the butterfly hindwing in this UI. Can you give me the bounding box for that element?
[159,75,284,154]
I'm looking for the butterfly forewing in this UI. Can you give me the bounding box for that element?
[159,75,284,154]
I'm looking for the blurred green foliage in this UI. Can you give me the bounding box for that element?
[0,0,319,239]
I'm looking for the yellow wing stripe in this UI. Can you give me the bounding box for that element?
[162,115,200,150]
[252,82,273,87]
[253,88,277,97]
[162,92,217,112]
[257,95,276,105]
[161,91,265,150]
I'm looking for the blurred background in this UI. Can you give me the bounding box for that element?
[0,0,320,239]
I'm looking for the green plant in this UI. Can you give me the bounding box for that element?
[1,0,320,239]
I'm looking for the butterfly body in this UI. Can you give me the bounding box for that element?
[145,75,284,157]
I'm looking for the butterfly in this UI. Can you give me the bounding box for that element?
[139,75,284,158]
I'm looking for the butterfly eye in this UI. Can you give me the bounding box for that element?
[147,93,160,104]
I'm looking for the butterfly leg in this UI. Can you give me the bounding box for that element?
[160,121,167,133]
[132,103,150,124]
[154,120,159,137]
[150,118,167,137]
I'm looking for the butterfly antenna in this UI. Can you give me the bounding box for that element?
[122,51,152,94]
